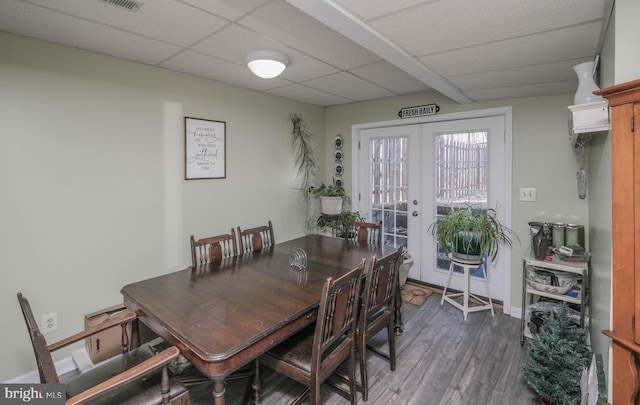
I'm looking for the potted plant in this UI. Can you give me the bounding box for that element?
[427,205,517,262]
[523,304,592,405]
[289,112,319,232]
[336,210,365,236]
[313,181,349,215]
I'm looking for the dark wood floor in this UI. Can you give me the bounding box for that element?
[183,289,540,405]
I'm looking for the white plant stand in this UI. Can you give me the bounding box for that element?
[440,256,494,321]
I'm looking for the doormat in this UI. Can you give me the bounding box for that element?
[400,282,433,306]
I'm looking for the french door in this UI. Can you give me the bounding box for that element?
[354,109,512,308]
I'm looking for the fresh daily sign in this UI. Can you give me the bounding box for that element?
[398,103,439,119]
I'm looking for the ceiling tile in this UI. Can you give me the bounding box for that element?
[448,59,593,91]
[267,84,353,106]
[0,0,182,65]
[370,0,608,56]
[334,0,439,21]
[240,0,381,70]
[161,50,291,91]
[465,80,578,101]
[0,0,613,105]
[349,60,431,94]
[179,0,270,20]
[420,23,603,77]
[25,0,228,46]
[193,24,339,82]
[302,72,396,101]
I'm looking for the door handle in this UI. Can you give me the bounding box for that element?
[412,211,419,217]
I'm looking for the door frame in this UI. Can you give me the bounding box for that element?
[351,106,513,315]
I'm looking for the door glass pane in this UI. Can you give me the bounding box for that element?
[434,131,488,273]
[368,138,408,248]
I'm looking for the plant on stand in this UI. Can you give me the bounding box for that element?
[289,112,318,232]
[312,181,350,216]
[427,205,517,262]
[523,304,592,405]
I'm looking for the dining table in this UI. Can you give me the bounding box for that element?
[121,234,398,405]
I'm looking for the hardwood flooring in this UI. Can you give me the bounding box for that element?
[184,289,540,405]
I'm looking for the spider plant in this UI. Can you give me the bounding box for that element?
[428,205,517,262]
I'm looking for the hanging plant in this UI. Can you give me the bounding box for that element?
[289,112,318,201]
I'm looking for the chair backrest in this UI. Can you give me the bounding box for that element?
[237,220,275,254]
[190,228,238,266]
[361,245,403,328]
[345,221,382,246]
[17,292,60,383]
[311,259,365,375]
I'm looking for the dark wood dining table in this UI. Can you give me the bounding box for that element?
[121,234,398,405]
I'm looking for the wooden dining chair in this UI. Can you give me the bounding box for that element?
[190,228,238,266]
[17,292,190,405]
[190,231,254,385]
[237,220,275,254]
[345,221,382,246]
[259,259,366,405]
[357,245,403,401]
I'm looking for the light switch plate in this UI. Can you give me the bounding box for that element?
[519,188,536,202]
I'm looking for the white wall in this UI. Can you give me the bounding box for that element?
[0,32,325,382]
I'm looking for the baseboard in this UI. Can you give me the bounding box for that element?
[5,336,170,384]
[405,277,522,318]
[4,351,80,384]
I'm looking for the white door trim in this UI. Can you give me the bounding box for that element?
[351,106,513,315]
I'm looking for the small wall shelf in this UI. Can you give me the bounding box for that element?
[568,101,610,147]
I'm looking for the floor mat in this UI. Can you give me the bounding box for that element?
[400,283,433,305]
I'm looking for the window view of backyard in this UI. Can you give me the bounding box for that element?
[434,131,488,271]
[368,137,408,248]
[366,131,488,274]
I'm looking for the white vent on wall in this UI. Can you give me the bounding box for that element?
[95,0,143,12]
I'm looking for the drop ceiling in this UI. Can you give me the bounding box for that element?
[0,0,613,106]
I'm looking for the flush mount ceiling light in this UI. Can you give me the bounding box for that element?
[246,50,289,79]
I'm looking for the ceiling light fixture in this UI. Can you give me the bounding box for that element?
[246,50,289,79]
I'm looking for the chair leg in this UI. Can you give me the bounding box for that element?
[312,380,321,405]
[388,323,396,371]
[161,366,170,405]
[347,349,357,405]
[359,333,368,401]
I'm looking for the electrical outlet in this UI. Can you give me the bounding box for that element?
[41,312,58,333]
[519,187,537,202]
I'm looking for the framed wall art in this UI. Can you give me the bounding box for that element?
[185,117,226,179]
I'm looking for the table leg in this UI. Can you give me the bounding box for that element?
[212,379,226,405]
[249,359,262,405]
